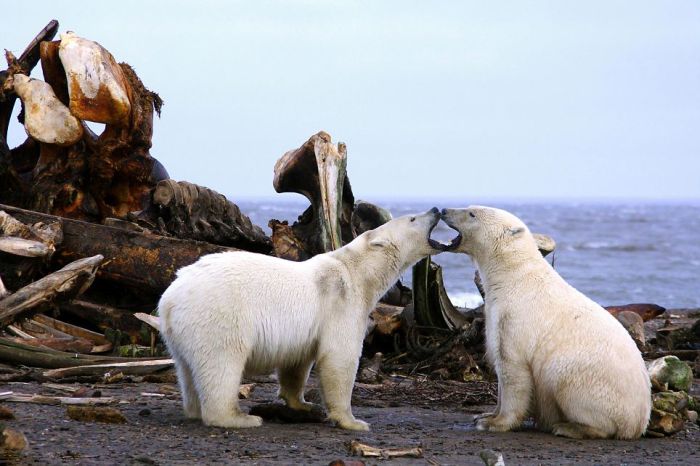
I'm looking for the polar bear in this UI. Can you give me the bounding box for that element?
[440,206,650,439]
[159,208,446,430]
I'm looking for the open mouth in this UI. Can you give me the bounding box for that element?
[427,217,462,251]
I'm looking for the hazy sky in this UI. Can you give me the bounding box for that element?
[4,1,699,200]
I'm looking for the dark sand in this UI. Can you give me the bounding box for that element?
[1,377,698,465]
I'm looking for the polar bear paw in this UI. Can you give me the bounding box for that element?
[475,415,512,432]
[335,417,370,431]
[204,414,263,429]
[284,399,320,412]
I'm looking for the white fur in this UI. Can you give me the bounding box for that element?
[442,206,651,439]
[159,210,442,430]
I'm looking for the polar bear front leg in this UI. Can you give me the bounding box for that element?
[476,362,532,432]
[316,349,369,431]
[474,378,502,422]
[278,360,318,411]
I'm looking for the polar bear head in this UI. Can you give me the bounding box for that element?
[357,207,448,268]
[439,205,541,264]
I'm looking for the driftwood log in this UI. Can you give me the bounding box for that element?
[135,179,271,252]
[0,255,102,327]
[1,204,234,293]
[0,337,162,369]
[271,131,354,258]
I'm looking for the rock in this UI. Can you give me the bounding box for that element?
[1,427,28,451]
[656,317,700,350]
[616,311,646,349]
[0,406,15,420]
[479,449,505,466]
[66,405,127,424]
[606,303,666,322]
[687,410,698,423]
[647,391,692,436]
[647,356,693,392]
[358,352,383,384]
[648,408,686,436]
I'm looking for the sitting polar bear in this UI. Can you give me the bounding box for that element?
[159,208,446,430]
[440,206,650,439]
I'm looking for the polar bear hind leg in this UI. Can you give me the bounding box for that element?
[193,353,262,428]
[278,360,317,411]
[171,351,201,419]
[553,422,612,439]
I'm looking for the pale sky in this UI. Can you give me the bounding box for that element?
[4,1,699,200]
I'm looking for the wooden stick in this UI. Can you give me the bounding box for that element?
[43,359,174,379]
[133,312,160,331]
[5,336,93,354]
[0,255,103,327]
[349,440,423,459]
[6,324,35,339]
[0,237,50,257]
[33,313,110,346]
[3,393,115,406]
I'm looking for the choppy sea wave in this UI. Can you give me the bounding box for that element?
[236,198,700,309]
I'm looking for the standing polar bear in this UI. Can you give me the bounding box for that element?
[440,206,650,439]
[159,208,446,430]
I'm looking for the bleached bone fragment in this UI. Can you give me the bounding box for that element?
[58,31,131,125]
[12,74,83,146]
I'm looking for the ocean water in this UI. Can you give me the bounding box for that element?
[235,198,700,309]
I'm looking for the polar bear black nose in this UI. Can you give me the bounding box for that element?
[429,207,439,215]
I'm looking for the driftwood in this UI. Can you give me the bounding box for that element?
[1,21,60,208]
[32,313,111,349]
[0,337,160,369]
[5,336,92,354]
[133,312,160,331]
[413,257,470,330]
[0,237,50,257]
[272,131,354,257]
[135,180,271,252]
[1,204,234,292]
[4,393,115,406]
[0,255,102,326]
[61,300,149,339]
[0,209,63,289]
[43,359,173,379]
[349,440,423,459]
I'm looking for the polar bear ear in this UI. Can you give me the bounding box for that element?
[508,227,525,237]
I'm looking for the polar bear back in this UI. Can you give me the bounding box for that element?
[159,251,330,374]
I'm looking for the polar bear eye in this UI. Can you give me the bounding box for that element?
[410,217,416,222]
[469,212,476,218]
